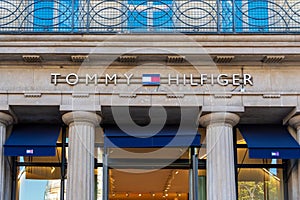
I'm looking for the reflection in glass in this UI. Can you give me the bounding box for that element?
[238,168,283,200]
[17,166,61,200]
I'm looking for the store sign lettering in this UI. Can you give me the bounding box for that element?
[51,73,253,86]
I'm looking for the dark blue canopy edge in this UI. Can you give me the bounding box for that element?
[104,125,201,148]
[4,124,60,156]
[238,125,300,159]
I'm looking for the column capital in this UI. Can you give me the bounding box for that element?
[62,111,101,126]
[199,112,240,127]
[288,115,300,130]
[0,112,13,126]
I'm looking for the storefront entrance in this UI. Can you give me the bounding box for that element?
[109,169,189,199]
[104,148,201,200]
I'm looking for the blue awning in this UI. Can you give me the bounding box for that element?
[238,125,300,159]
[104,126,201,148]
[4,124,60,156]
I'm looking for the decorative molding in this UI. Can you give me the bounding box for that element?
[166,93,184,98]
[214,94,232,98]
[71,55,89,62]
[167,56,185,63]
[118,56,137,63]
[22,55,42,62]
[213,56,235,63]
[72,93,90,98]
[119,93,136,98]
[24,93,42,98]
[262,55,285,63]
[262,94,281,98]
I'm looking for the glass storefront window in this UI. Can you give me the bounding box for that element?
[108,169,189,200]
[238,168,284,200]
[17,166,61,200]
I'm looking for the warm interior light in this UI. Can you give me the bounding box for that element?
[138,193,142,197]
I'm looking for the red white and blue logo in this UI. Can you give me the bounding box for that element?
[142,74,160,86]
[26,149,34,155]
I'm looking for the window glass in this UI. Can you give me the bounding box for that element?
[198,169,206,200]
[238,168,284,200]
[108,169,189,199]
[17,166,61,200]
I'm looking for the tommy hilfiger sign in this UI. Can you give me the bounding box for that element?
[51,73,253,86]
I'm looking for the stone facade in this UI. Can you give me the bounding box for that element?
[0,34,300,200]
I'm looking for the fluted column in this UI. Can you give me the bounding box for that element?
[199,112,240,200]
[0,112,13,200]
[63,111,101,200]
[288,115,300,200]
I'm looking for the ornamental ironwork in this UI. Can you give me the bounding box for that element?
[0,0,299,33]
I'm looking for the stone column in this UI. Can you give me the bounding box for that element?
[288,115,300,200]
[63,111,101,200]
[199,112,240,200]
[0,112,13,200]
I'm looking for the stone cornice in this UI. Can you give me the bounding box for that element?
[0,34,300,43]
[0,34,300,55]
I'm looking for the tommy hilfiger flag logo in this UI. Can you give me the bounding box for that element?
[26,149,34,154]
[271,151,280,157]
[142,74,160,85]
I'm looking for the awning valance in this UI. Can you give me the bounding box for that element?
[238,125,300,159]
[4,124,60,156]
[104,126,201,148]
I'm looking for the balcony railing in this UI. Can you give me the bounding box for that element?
[0,0,300,34]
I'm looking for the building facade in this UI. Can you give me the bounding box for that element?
[0,0,300,200]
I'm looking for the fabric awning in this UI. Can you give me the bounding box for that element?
[104,126,201,148]
[238,125,300,159]
[4,124,60,156]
